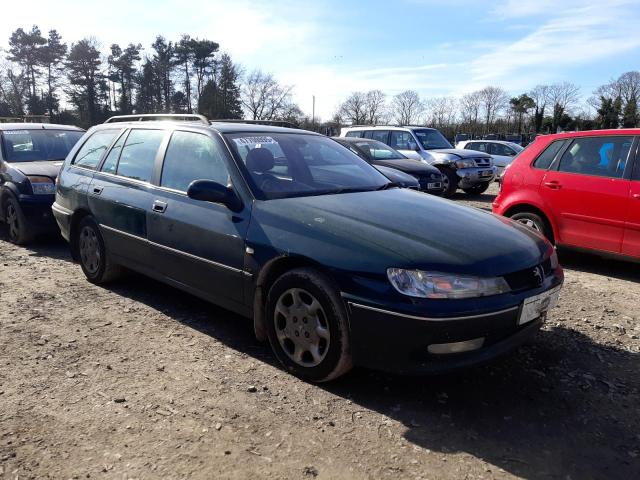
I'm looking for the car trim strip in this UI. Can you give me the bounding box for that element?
[51,203,72,217]
[347,301,519,322]
[99,223,252,277]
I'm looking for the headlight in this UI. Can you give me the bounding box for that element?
[387,268,510,299]
[455,159,476,169]
[27,176,56,195]
[430,173,440,180]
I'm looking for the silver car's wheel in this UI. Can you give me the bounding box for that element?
[516,217,542,232]
[79,225,101,275]
[274,288,330,367]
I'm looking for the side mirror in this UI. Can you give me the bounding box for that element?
[187,180,242,212]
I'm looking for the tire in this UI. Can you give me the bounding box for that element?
[3,196,34,245]
[439,168,458,198]
[75,216,122,284]
[510,212,551,241]
[265,268,352,382]
[462,183,490,195]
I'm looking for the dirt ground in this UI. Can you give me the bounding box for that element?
[1,184,639,480]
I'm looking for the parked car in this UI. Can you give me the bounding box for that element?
[0,123,85,244]
[493,129,639,260]
[340,126,496,197]
[373,165,420,189]
[332,137,444,195]
[456,140,524,176]
[54,116,563,381]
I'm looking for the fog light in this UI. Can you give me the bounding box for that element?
[427,337,485,354]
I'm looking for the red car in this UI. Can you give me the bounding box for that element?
[493,129,640,260]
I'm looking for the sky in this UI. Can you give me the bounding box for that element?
[1,0,639,119]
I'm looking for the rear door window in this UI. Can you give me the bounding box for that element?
[345,131,363,138]
[557,136,633,179]
[533,140,566,170]
[116,129,165,183]
[73,130,120,169]
[467,142,488,153]
[370,130,390,144]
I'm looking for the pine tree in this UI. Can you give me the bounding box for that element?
[8,25,47,111]
[39,30,67,119]
[65,39,103,127]
[217,53,242,119]
[622,96,639,127]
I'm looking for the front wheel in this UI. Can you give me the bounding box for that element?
[462,183,490,195]
[4,196,34,245]
[265,268,352,382]
[439,168,458,198]
[75,216,122,284]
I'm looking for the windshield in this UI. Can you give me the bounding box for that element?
[354,141,405,160]
[2,129,84,162]
[413,129,452,150]
[226,133,390,200]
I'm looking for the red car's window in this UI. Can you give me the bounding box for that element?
[532,140,566,170]
[557,136,633,179]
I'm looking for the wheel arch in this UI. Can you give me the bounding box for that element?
[252,255,335,341]
[504,203,557,244]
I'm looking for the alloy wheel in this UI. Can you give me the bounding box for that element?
[516,217,542,232]
[274,288,330,367]
[79,226,101,275]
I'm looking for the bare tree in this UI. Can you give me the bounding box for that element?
[241,70,293,120]
[391,90,424,125]
[458,91,482,126]
[337,91,368,125]
[426,96,457,129]
[478,86,508,132]
[529,84,551,132]
[364,90,387,124]
[547,82,581,112]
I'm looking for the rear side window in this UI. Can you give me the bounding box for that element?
[116,129,165,183]
[467,142,488,153]
[533,140,566,170]
[73,130,119,169]
[161,131,230,191]
[389,131,413,150]
[101,131,127,174]
[557,136,633,179]
[345,131,363,138]
[370,130,389,144]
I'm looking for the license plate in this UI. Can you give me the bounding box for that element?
[480,170,493,177]
[518,286,561,325]
[427,182,442,189]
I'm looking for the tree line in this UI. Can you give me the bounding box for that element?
[1,25,638,135]
[334,73,640,138]
[0,25,307,128]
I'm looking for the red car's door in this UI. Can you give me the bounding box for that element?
[542,135,634,253]
[622,142,640,258]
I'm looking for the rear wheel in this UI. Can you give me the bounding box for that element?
[4,196,34,245]
[510,212,552,241]
[439,168,458,198]
[75,216,122,284]
[462,183,490,195]
[265,268,352,382]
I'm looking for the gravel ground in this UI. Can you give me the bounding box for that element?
[1,184,639,479]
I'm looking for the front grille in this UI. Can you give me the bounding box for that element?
[503,258,552,292]
[473,157,492,167]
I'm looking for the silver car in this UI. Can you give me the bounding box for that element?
[456,140,524,176]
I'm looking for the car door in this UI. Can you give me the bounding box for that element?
[622,139,640,258]
[542,135,634,253]
[88,127,168,270]
[147,129,249,310]
[389,130,422,160]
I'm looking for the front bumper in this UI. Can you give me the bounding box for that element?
[456,166,497,188]
[17,194,58,234]
[344,276,562,375]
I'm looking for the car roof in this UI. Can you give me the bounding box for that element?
[91,120,320,137]
[538,128,640,141]
[344,125,436,131]
[464,139,520,146]
[333,136,389,146]
[0,123,84,131]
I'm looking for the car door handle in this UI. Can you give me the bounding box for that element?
[633,194,640,200]
[544,181,562,189]
[92,186,103,195]
[152,200,167,213]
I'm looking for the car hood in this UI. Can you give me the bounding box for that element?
[249,189,548,277]
[13,160,64,179]
[430,148,492,160]
[372,158,440,175]
[375,166,419,186]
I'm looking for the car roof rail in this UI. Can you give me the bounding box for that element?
[104,114,210,125]
[211,119,299,129]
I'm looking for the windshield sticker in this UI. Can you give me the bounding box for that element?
[234,136,276,146]
[4,130,31,135]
